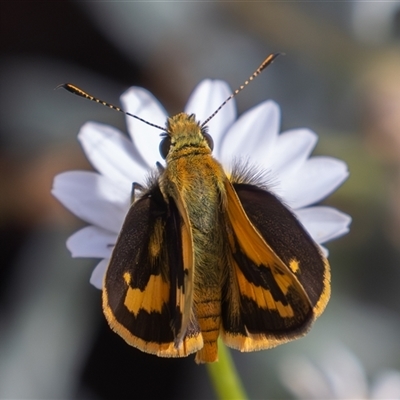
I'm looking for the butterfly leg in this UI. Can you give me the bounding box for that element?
[156,162,165,173]
[131,182,145,203]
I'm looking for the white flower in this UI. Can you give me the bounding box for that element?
[52,80,351,289]
[278,345,400,399]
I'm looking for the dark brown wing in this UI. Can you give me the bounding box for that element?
[102,182,202,357]
[221,180,329,351]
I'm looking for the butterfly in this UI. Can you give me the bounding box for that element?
[60,54,330,363]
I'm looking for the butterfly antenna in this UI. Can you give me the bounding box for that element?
[56,83,165,131]
[201,53,282,127]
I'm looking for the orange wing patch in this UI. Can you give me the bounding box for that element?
[234,264,295,318]
[167,183,195,345]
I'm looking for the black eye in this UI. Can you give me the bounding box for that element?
[203,132,214,151]
[159,136,171,159]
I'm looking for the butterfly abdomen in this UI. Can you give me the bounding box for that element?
[194,288,221,363]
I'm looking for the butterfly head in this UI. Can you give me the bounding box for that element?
[159,113,214,160]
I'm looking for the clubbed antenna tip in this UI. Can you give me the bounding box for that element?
[201,53,282,127]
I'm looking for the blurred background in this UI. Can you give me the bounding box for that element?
[1,2,400,399]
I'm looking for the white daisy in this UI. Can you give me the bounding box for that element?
[52,79,351,289]
[279,345,400,399]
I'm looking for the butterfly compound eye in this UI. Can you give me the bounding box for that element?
[159,136,171,159]
[203,132,214,151]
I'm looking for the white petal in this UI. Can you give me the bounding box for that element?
[320,346,368,399]
[90,259,109,289]
[278,157,349,209]
[52,171,129,233]
[78,122,147,185]
[269,128,318,176]
[66,225,116,259]
[120,87,168,168]
[296,206,352,244]
[218,100,280,167]
[371,370,400,399]
[184,79,236,157]
[279,356,334,399]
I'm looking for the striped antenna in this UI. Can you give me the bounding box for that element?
[57,83,165,131]
[201,53,282,128]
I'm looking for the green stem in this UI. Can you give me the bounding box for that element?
[206,339,248,400]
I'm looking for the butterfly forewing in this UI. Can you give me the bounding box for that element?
[102,181,202,357]
[221,179,329,351]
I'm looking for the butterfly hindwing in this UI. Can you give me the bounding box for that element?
[221,179,329,351]
[102,181,202,357]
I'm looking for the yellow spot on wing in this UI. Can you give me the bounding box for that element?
[124,274,170,316]
[264,288,276,310]
[276,301,294,318]
[289,259,300,273]
[123,272,131,285]
[148,219,164,258]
